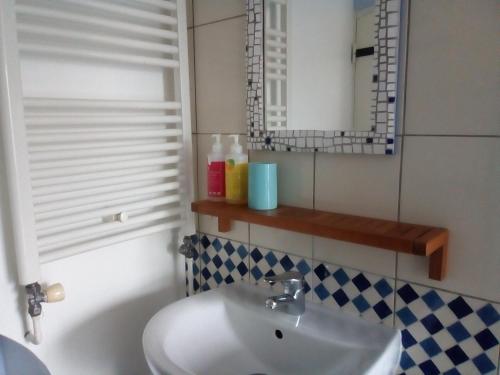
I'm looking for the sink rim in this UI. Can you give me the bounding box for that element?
[143,283,401,375]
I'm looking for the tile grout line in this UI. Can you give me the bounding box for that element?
[191,4,201,230]
[194,131,247,136]
[395,277,500,305]
[404,134,500,138]
[192,13,246,29]
[393,0,412,328]
[200,235,500,304]
[194,132,499,138]
[311,152,317,265]
[189,132,500,141]
[190,0,198,294]
[189,0,195,30]
[196,232,201,294]
[197,231,500,305]
[312,152,317,210]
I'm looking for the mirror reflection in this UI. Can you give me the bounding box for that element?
[264,0,380,132]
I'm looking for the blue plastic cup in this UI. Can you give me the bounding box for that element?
[248,162,277,210]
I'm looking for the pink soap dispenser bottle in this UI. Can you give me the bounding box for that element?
[207,134,225,200]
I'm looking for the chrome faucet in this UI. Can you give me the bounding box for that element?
[264,271,305,316]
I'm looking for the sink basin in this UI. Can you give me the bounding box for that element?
[0,335,50,375]
[143,283,401,375]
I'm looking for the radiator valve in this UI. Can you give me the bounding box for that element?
[25,282,65,344]
[178,235,197,259]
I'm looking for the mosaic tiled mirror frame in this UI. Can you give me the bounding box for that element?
[246,0,408,155]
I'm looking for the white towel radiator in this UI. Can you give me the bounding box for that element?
[0,0,194,343]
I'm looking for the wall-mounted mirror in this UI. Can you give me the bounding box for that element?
[246,0,407,154]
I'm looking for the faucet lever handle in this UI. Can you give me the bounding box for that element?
[264,271,304,286]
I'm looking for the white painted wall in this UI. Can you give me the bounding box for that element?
[0,182,184,374]
[0,15,189,375]
[287,0,354,131]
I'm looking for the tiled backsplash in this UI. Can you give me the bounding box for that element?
[395,283,499,375]
[186,233,499,375]
[199,235,249,291]
[312,262,395,326]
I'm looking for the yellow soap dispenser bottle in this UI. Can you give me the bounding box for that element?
[225,135,248,204]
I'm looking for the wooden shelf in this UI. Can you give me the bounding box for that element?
[191,200,449,281]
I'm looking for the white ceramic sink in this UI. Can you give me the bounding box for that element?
[143,283,401,375]
[0,335,50,375]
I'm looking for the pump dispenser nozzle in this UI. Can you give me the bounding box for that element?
[211,134,223,153]
[228,134,242,154]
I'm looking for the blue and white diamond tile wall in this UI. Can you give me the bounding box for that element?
[185,234,200,296]
[249,247,313,299]
[199,234,249,291]
[312,261,395,325]
[395,282,499,375]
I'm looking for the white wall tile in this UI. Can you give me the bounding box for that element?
[315,152,401,220]
[187,29,196,133]
[313,150,401,276]
[250,225,312,259]
[248,150,314,258]
[398,137,500,302]
[405,0,499,136]
[194,17,247,134]
[249,150,314,208]
[198,215,249,243]
[193,0,245,26]
[313,237,397,278]
[192,133,199,231]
